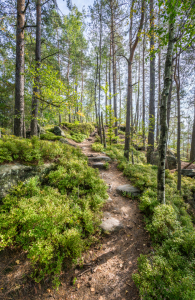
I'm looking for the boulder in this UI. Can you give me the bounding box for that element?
[59,138,76,147]
[53,126,65,137]
[151,149,177,170]
[116,184,141,197]
[0,163,56,200]
[181,169,195,178]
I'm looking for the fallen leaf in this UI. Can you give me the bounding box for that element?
[77,284,80,289]
[120,264,123,268]
[99,297,104,300]
[34,287,37,294]
[15,260,20,264]
[38,283,41,290]
[129,261,132,265]
[125,290,128,293]
[75,269,79,274]
[91,287,95,292]
[47,289,51,293]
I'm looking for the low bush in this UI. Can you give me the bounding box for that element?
[0,135,83,165]
[40,132,61,141]
[62,122,95,136]
[0,145,108,287]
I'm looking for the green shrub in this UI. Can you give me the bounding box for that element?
[0,152,108,287]
[62,122,95,136]
[91,143,104,152]
[40,132,61,141]
[0,135,81,165]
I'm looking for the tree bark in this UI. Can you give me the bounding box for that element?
[110,0,118,137]
[147,0,155,164]
[157,19,175,204]
[174,54,181,191]
[142,29,146,150]
[190,91,195,161]
[124,0,145,160]
[31,0,41,136]
[14,0,25,137]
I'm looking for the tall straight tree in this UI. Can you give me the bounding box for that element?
[147,0,155,163]
[190,91,195,161]
[174,52,181,191]
[157,14,176,204]
[14,0,26,137]
[124,0,145,160]
[31,0,41,136]
[110,0,118,136]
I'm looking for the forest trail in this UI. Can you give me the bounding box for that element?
[53,134,151,300]
[0,135,151,300]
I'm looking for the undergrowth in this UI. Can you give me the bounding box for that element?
[0,135,77,165]
[92,141,195,299]
[0,138,108,287]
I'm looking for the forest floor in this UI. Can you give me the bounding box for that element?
[0,134,152,300]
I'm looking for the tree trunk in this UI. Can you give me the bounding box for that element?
[31,0,41,136]
[98,1,102,118]
[110,0,118,137]
[118,60,122,127]
[147,0,155,164]
[156,44,161,143]
[14,0,25,137]
[167,71,173,129]
[105,59,108,125]
[142,30,146,149]
[124,0,145,160]
[190,91,195,161]
[95,53,99,125]
[157,19,175,204]
[174,54,181,191]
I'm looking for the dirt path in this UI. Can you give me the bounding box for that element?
[0,136,151,300]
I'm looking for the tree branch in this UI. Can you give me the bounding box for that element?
[41,52,59,61]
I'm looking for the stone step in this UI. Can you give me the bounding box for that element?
[88,156,111,162]
[116,184,141,197]
[91,162,106,170]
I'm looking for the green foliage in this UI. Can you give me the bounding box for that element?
[91,143,104,152]
[106,105,118,145]
[0,144,108,287]
[119,161,195,299]
[40,132,61,141]
[0,135,74,165]
[62,122,95,136]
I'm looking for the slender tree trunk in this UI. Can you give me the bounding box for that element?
[190,91,195,161]
[105,59,108,125]
[31,0,41,136]
[142,30,146,149]
[98,1,102,118]
[174,54,181,191]
[124,0,145,160]
[95,53,99,125]
[80,59,84,122]
[14,0,25,137]
[110,0,118,137]
[156,45,161,143]
[157,18,175,204]
[147,0,155,163]
[118,60,122,127]
[167,71,173,129]
[109,36,112,108]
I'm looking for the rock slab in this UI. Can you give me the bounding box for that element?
[91,162,105,170]
[0,163,56,200]
[88,156,111,162]
[116,184,141,197]
[100,213,123,232]
[181,169,195,178]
